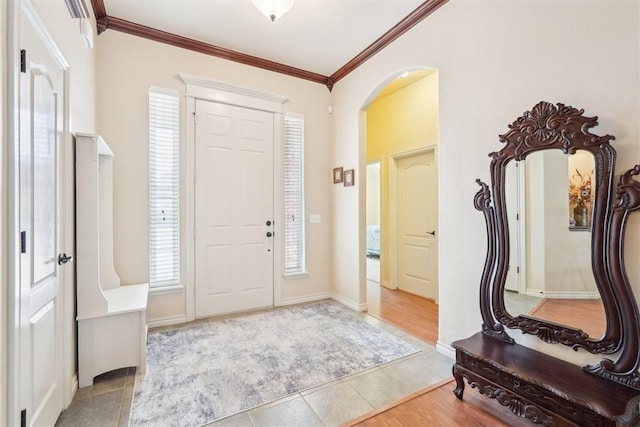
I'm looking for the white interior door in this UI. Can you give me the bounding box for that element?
[505,162,522,292]
[194,100,274,317]
[397,150,438,300]
[18,6,65,426]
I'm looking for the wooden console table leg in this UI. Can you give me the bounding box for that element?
[452,363,465,400]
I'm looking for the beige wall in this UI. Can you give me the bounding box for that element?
[365,163,380,226]
[331,0,640,365]
[365,73,439,290]
[96,31,333,323]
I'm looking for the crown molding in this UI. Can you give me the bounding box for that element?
[89,0,448,91]
[102,15,330,87]
[90,0,106,19]
[329,0,448,86]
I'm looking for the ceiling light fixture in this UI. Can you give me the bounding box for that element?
[252,0,293,22]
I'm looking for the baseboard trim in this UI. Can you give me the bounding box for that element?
[436,340,455,359]
[381,280,396,290]
[147,315,188,328]
[68,374,78,408]
[277,293,332,307]
[331,293,368,312]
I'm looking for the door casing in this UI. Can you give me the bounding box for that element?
[389,146,439,303]
[7,0,75,425]
[179,74,287,322]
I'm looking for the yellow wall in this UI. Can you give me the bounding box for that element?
[365,73,438,288]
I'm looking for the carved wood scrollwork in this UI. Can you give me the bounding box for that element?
[476,101,640,389]
[585,165,640,387]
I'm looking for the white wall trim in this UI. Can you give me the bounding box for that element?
[181,76,288,321]
[147,315,188,329]
[69,374,78,404]
[526,291,600,299]
[277,293,332,307]
[21,0,69,69]
[272,110,284,308]
[178,73,287,113]
[331,293,368,312]
[183,95,196,322]
[436,340,455,360]
[148,284,184,296]
[5,1,19,424]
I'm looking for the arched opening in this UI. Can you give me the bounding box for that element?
[361,67,440,345]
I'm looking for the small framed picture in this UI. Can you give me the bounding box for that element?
[333,167,343,184]
[343,169,354,187]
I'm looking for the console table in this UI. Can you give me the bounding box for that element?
[453,333,640,426]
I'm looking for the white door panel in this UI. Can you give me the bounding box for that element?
[195,101,274,317]
[19,5,65,425]
[505,162,521,292]
[397,151,438,300]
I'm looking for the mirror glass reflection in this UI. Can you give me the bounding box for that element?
[503,150,606,338]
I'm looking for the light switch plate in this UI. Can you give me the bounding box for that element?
[310,214,321,224]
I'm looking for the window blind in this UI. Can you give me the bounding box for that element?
[149,87,180,287]
[284,113,305,276]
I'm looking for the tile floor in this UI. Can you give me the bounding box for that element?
[56,306,452,427]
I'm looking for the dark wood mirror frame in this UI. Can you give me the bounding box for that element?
[452,102,640,426]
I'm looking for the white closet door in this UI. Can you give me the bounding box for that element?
[397,150,438,300]
[18,5,65,425]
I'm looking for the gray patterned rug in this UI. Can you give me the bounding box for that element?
[129,301,418,426]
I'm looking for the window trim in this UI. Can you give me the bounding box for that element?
[283,112,306,277]
[148,86,180,288]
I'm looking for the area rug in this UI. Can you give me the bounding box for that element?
[129,301,419,426]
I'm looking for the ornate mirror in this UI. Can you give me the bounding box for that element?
[502,149,607,339]
[476,101,640,388]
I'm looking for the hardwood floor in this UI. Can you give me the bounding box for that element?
[364,266,522,426]
[530,298,605,337]
[366,282,439,346]
[346,380,522,427]
[363,275,608,426]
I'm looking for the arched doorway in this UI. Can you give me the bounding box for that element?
[361,68,440,344]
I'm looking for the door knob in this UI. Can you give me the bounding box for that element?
[266,231,273,237]
[266,220,272,226]
[58,253,73,265]
[426,230,436,236]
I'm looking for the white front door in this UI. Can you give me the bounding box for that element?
[194,100,274,317]
[18,5,66,425]
[397,150,438,300]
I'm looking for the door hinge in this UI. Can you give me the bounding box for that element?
[516,213,520,221]
[21,409,26,427]
[192,111,196,124]
[20,50,26,73]
[20,231,27,253]
[517,266,520,274]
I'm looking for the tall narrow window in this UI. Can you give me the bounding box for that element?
[149,87,179,287]
[284,113,305,276]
